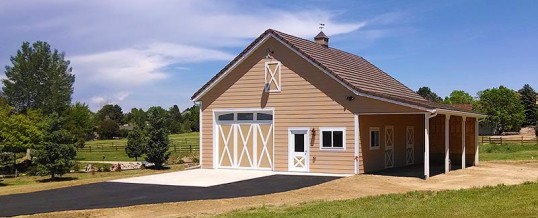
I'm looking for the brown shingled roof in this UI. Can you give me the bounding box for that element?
[191,29,478,114]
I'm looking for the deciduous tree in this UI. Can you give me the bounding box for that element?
[475,86,525,134]
[65,102,94,147]
[444,90,474,104]
[2,41,74,115]
[97,119,120,139]
[32,114,76,179]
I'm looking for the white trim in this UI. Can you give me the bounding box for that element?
[384,125,395,168]
[212,108,275,170]
[319,127,347,151]
[436,109,486,118]
[445,114,451,174]
[192,34,272,101]
[199,102,203,168]
[462,116,467,169]
[406,126,415,165]
[475,118,479,166]
[264,61,282,92]
[212,109,217,169]
[354,113,360,174]
[424,113,431,179]
[288,127,310,172]
[369,127,381,150]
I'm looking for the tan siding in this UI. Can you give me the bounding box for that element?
[359,114,425,172]
[200,38,355,174]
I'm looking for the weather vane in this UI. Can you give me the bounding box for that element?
[319,23,325,31]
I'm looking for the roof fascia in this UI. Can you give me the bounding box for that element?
[192,34,272,102]
[435,108,486,118]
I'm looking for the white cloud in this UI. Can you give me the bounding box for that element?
[71,43,234,87]
[0,0,367,111]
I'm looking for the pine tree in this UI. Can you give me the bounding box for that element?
[145,107,170,169]
[518,84,537,125]
[125,127,146,161]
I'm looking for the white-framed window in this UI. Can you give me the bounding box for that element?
[319,127,346,150]
[370,127,380,150]
[264,61,281,92]
[215,111,273,124]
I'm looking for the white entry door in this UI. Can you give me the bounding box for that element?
[288,128,309,172]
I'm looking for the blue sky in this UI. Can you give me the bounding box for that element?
[0,0,537,111]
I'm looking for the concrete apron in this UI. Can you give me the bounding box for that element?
[110,169,349,187]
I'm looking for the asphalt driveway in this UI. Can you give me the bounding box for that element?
[0,174,337,217]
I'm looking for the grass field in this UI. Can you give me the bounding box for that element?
[76,132,199,161]
[480,143,538,161]
[221,181,538,218]
[0,164,185,196]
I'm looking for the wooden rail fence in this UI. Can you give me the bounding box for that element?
[480,136,538,145]
[77,138,199,153]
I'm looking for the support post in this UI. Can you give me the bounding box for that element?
[445,115,451,174]
[461,116,466,169]
[475,118,479,165]
[424,114,430,179]
[354,113,360,174]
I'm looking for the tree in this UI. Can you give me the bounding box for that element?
[168,105,182,134]
[96,104,124,124]
[126,108,147,129]
[182,105,200,132]
[65,102,94,147]
[2,41,74,115]
[97,119,120,139]
[475,86,525,134]
[145,106,170,169]
[125,127,146,161]
[518,84,537,125]
[444,90,474,104]
[416,87,442,103]
[0,105,44,153]
[32,114,76,179]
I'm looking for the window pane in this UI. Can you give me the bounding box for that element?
[256,113,273,121]
[322,131,332,148]
[237,113,254,121]
[371,131,379,147]
[294,134,304,152]
[218,113,234,121]
[333,131,343,147]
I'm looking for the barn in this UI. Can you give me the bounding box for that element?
[191,29,485,178]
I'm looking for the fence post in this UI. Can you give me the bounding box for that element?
[500,137,503,145]
[174,143,176,152]
[90,146,92,153]
[190,144,192,153]
[522,136,524,146]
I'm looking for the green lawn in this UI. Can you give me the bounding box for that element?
[221,181,538,218]
[480,143,538,161]
[76,132,199,161]
[0,164,185,196]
